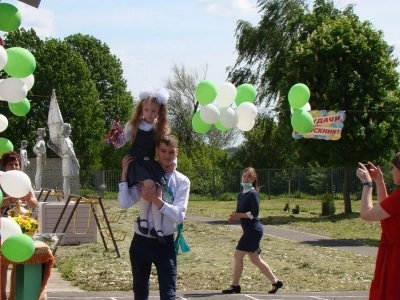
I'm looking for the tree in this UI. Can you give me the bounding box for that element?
[3,29,104,170]
[165,64,239,149]
[232,113,295,169]
[64,34,134,169]
[230,0,400,213]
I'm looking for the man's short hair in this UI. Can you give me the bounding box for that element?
[157,134,178,148]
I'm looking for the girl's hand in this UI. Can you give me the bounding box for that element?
[229,211,240,222]
[121,155,135,181]
[366,162,384,183]
[356,162,372,183]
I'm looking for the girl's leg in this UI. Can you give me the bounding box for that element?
[248,250,278,283]
[139,197,150,231]
[139,180,157,233]
[248,250,283,293]
[223,249,246,293]
[151,185,163,237]
[232,250,246,285]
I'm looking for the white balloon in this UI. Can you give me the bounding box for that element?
[0,114,8,132]
[19,75,35,91]
[236,102,258,122]
[219,107,239,129]
[216,82,237,108]
[0,46,7,71]
[1,170,32,198]
[0,78,27,103]
[301,102,311,111]
[290,102,311,114]
[200,104,220,124]
[1,217,22,244]
[237,119,255,131]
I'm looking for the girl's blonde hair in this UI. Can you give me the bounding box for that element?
[242,166,260,192]
[128,96,170,142]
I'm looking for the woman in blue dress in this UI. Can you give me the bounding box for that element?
[222,167,283,294]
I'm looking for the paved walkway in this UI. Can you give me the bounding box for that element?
[13,215,376,299]
[187,215,378,257]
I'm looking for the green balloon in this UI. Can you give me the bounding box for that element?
[9,98,31,116]
[0,137,13,156]
[195,80,217,105]
[288,83,310,109]
[0,3,21,32]
[214,121,229,132]
[192,111,211,134]
[235,83,257,106]
[291,109,314,134]
[1,233,35,263]
[4,47,36,78]
[0,188,3,206]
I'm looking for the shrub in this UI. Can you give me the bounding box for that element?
[321,193,336,216]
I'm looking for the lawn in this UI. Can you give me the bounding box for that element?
[53,198,379,292]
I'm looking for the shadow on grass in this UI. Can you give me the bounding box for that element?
[299,238,379,248]
[260,212,361,226]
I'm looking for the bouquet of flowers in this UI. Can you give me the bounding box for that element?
[11,215,39,233]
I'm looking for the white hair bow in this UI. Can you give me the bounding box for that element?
[139,87,169,105]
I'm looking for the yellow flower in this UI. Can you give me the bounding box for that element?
[10,216,38,233]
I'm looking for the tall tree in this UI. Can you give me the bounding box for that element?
[64,34,134,169]
[232,113,295,169]
[165,64,239,149]
[230,0,400,213]
[3,29,104,170]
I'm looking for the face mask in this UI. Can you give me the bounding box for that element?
[241,182,253,189]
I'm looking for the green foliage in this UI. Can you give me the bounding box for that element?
[229,0,400,213]
[216,192,237,201]
[3,29,104,170]
[64,34,134,170]
[321,193,336,216]
[232,114,295,168]
[2,29,135,170]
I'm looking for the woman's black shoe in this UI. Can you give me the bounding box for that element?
[222,285,241,294]
[268,280,283,294]
[137,217,148,235]
[150,228,166,244]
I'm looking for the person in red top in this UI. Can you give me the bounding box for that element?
[356,155,400,300]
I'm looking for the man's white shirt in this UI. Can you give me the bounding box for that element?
[118,170,190,236]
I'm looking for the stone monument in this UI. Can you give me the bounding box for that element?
[19,140,30,172]
[32,129,46,190]
[47,89,80,200]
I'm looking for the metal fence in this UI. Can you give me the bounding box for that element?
[79,166,396,200]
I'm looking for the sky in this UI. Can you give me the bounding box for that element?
[2,0,400,99]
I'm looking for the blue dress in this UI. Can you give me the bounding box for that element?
[236,189,263,253]
[127,128,166,187]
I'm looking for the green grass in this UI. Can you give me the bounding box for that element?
[53,198,379,292]
[188,198,381,247]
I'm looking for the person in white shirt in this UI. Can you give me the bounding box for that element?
[118,134,190,300]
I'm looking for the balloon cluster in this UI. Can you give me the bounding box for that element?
[0,3,36,156]
[0,3,36,263]
[288,83,314,134]
[0,170,35,262]
[192,81,258,134]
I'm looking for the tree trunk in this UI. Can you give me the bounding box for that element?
[343,166,352,214]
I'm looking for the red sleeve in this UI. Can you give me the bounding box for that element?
[380,188,400,216]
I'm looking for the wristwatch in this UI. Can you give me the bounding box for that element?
[363,181,373,187]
